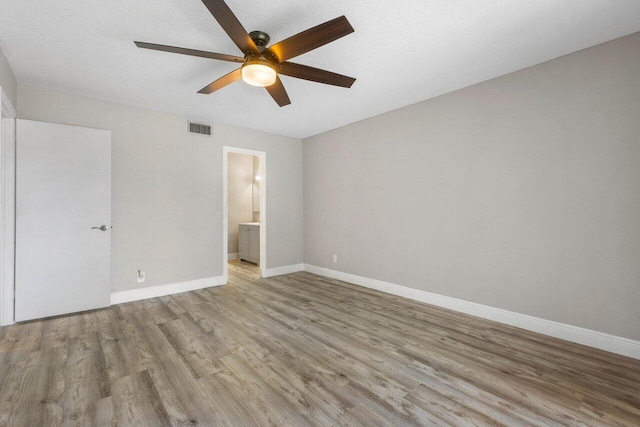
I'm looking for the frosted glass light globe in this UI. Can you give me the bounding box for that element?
[242,61,276,87]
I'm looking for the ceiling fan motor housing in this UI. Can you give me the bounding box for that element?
[246,31,279,70]
[249,31,270,51]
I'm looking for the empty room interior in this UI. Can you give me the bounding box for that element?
[1,1,640,425]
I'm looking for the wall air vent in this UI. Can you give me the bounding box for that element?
[188,121,213,137]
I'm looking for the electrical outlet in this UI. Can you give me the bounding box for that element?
[137,270,145,283]
[332,254,338,264]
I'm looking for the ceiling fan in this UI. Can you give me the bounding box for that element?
[134,0,356,107]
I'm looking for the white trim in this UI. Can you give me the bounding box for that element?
[0,87,17,326]
[223,146,266,282]
[111,275,225,305]
[1,88,17,118]
[263,263,304,278]
[228,252,239,260]
[303,264,640,360]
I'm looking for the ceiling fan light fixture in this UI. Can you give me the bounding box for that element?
[242,58,277,87]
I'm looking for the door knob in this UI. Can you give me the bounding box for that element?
[91,225,111,231]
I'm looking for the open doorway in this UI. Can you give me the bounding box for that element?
[223,147,266,282]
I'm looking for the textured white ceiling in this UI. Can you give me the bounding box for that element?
[1,0,639,138]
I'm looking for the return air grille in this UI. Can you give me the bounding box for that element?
[188,121,212,136]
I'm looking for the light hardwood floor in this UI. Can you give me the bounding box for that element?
[1,261,639,426]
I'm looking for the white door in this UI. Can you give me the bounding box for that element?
[15,120,111,322]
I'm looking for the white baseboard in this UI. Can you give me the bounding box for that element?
[228,253,238,260]
[262,263,304,278]
[111,275,226,305]
[302,264,640,360]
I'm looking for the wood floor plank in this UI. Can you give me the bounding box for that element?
[220,349,313,426]
[6,329,68,426]
[197,371,263,426]
[63,333,110,421]
[402,361,548,426]
[64,396,115,427]
[156,319,223,379]
[207,307,358,420]
[0,260,638,426]
[111,370,171,427]
[404,383,505,426]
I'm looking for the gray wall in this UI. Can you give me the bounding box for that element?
[304,32,640,340]
[18,83,303,292]
[227,152,254,254]
[0,47,17,108]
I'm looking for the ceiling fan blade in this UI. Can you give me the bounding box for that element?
[134,41,244,63]
[265,77,291,107]
[266,16,354,63]
[279,62,355,88]
[198,68,242,94]
[200,0,259,55]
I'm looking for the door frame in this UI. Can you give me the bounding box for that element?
[222,146,266,281]
[0,87,17,326]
